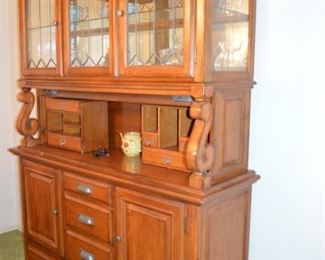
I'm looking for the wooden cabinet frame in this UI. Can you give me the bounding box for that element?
[12,0,259,259]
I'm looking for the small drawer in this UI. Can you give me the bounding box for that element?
[63,113,80,124]
[65,194,112,243]
[142,147,190,172]
[63,123,81,136]
[64,172,113,206]
[66,230,113,260]
[142,132,158,148]
[46,98,80,113]
[47,132,81,152]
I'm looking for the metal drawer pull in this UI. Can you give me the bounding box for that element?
[80,249,95,260]
[77,183,93,195]
[143,139,153,146]
[78,213,94,226]
[59,139,66,146]
[161,156,172,165]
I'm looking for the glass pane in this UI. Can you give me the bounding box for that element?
[69,0,110,68]
[26,0,56,69]
[127,0,184,66]
[212,0,249,71]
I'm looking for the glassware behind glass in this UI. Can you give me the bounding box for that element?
[212,0,249,72]
[127,0,184,66]
[26,0,56,68]
[69,0,110,68]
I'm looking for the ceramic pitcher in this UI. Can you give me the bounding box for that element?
[119,132,141,157]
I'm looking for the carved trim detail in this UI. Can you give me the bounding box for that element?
[186,101,215,188]
[16,89,40,146]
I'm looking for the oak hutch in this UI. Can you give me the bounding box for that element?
[10,0,259,259]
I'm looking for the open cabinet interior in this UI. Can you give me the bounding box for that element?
[44,97,193,172]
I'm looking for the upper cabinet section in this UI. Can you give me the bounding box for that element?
[19,0,62,76]
[63,0,112,76]
[117,0,194,78]
[19,0,256,83]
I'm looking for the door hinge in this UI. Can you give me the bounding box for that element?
[194,45,198,65]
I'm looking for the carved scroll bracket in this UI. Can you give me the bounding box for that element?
[186,100,215,189]
[16,89,40,147]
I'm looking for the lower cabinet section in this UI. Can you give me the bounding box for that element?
[19,159,254,260]
[66,230,113,260]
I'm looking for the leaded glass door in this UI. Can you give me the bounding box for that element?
[117,0,194,79]
[63,0,112,76]
[205,0,255,81]
[20,0,61,76]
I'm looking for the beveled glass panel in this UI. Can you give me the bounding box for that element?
[212,0,249,71]
[69,0,110,67]
[127,0,184,66]
[26,0,56,68]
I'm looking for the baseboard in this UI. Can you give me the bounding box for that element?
[0,226,19,235]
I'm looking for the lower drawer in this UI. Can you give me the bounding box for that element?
[142,147,190,172]
[65,194,112,243]
[66,230,113,260]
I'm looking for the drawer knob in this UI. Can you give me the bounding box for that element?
[52,209,58,215]
[80,249,95,260]
[78,213,94,226]
[116,10,124,17]
[59,139,66,146]
[143,139,153,146]
[161,156,172,165]
[116,235,122,242]
[77,183,93,195]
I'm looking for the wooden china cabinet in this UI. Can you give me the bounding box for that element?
[10,0,259,259]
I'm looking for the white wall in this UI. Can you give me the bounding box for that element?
[0,1,20,233]
[249,0,325,259]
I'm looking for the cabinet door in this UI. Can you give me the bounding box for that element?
[117,0,195,79]
[22,160,63,255]
[63,0,113,76]
[116,188,185,260]
[203,0,256,82]
[19,0,62,76]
